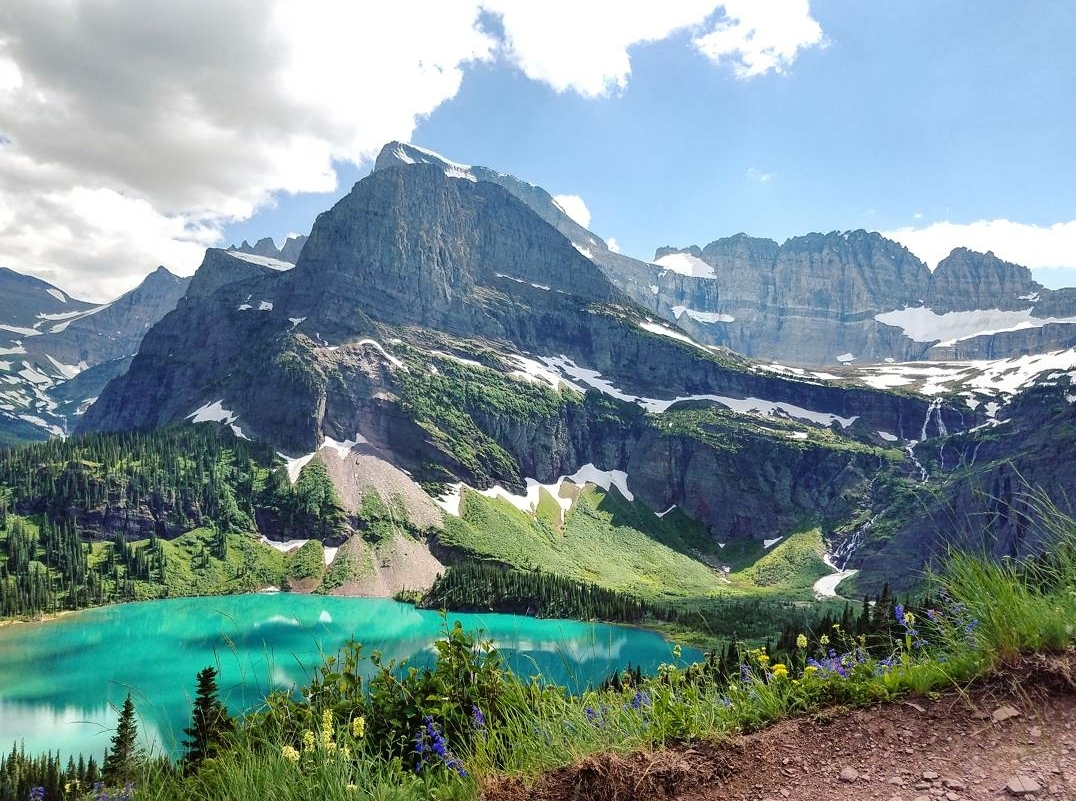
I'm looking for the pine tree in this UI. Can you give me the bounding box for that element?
[102,693,139,785]
[181,667,234,773]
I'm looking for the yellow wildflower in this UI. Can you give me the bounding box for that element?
[796,634,808,649]
[322,708,334,738]
[320,728,335,750]
[281,744,300,763]
[351,716,366,739]
[756,651,770,667]
[819,634,830,646]
[771,663,788,679]
[302,729,316,751]
[803,665,819,676]
[672,643,682,660]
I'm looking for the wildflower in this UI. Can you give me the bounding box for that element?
[414,716,467,777]
[321,708,334,739]
[302,729,316,751]
[584,706,597,723]
[471,704,486,731]
[756,651,770,667]
[672,643,682,660]
[803,664,819,676]
[630,690,651,710]
[771,663,788,680]
[29,788,45,801]
[281,744,300,763]
[819,634,830,646]
[351,715,366,739]
[796,633,808,649]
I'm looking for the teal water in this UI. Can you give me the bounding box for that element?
[0,595,696,759]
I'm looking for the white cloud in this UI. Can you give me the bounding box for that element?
[486,1,719,96]
[553,194,592,229]
[882,218,1076,272]
[0,1,825,299]
[606,237,621,253]
[693,0,825,78]
[747,167,773,182]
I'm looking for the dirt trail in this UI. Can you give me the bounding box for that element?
[484,652,1076,801]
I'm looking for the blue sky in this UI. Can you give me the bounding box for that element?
[2,1,1074,299]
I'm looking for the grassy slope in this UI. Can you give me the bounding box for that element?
[438,486,833,601]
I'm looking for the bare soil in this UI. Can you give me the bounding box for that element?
[483,651,1076,801]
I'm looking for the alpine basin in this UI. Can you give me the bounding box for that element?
[0,594,696,758]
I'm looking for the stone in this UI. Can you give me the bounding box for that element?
[1005,776,1041,795]
[839,767,860,783]
[922,771,940,781]
[944,780,965,790]
[992,705,1022,723]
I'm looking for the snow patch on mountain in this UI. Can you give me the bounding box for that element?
[227,251,296,271]
[653,252,716,279]
[875,306,1076,346]
[433,464,633,521]
[638,321,710,351]
[538,354,858,428]
[671,305,735,324]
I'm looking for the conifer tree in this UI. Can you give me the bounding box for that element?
[181,666,234,772]
[102,693,139,785]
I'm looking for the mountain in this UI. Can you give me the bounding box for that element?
[229,234,308,265]
[375,143,1076,368]
[0,265,190,443]
[78,151,1006,595]
[649,236,1076,365]
[71,143,1076,595]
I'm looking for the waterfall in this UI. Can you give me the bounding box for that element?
[908,398,949,483]
[921,397,946,441]
[831,514,875,570]
[905,442,928,482]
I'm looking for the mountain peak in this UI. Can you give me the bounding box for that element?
[373,141,478,182]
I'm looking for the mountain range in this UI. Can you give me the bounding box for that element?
[6,142,1076,594]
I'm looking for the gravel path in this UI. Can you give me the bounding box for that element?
[484,651,1076,801]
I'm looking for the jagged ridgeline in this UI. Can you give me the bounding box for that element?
[0,426,354,616]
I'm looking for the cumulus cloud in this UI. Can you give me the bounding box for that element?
[883,218,1076,272]
[693,0,825,78]
[0,0,825,299]
[606,237,621,253]
[747,167,773,182]
[553,194,592,229]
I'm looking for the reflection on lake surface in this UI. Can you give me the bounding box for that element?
[0,594,697,758]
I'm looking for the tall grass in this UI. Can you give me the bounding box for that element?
[940,491,1076,663]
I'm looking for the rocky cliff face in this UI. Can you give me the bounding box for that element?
[651,235,1076,366]
[0,266,190,442]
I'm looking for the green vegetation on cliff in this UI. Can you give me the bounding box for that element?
[0,427,353,618]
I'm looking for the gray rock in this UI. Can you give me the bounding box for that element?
[839,767,859,783]
[1005,776,1041,795]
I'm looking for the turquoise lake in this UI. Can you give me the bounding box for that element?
[0,594,697,759]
